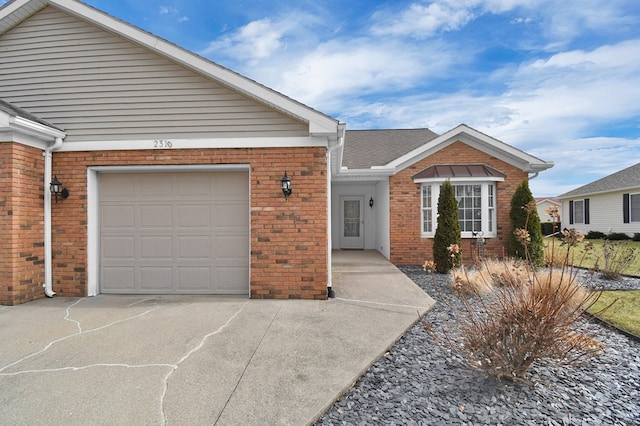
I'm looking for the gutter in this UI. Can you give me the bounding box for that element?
[326,124,346,298]
[43,137,64,297]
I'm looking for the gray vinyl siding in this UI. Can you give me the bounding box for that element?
[0,6,308,142]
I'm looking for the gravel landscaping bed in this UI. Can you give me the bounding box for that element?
[318,267,640,425]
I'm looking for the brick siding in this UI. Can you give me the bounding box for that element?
[0,143,45,305]
[48,147,328,301]
[389,141,527,265]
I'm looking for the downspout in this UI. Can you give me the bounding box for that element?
[43,137,64,297]
[528,172,539,180]
[326,124,346,299]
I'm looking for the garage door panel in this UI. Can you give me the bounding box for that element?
[102,236,135,259]
[139,205,173,228]
[139,267,173,290]
[177,236,211,259]
[102,175,136,198]
[140,236,173,259]
[215,173,249,199]
[177,174,211,196]
[102,267,135,290]
[217,235,248,258]
[177,204,211,228]
[100,171,249,295]
[139,174,172,197]
[177,267,211,291]
[102,205,135,229]
[217,267,250,293]
[216,203,249,227]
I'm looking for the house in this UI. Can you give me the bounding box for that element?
[535,197,561,223]
[557,162,640,237]
[0,0,553,306]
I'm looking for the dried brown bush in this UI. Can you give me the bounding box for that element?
[424,214,606,380]
[432,267,604,379]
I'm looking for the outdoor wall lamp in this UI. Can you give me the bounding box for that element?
[281,171,292,200]
[50,175,69,203]
[369,197,374,208]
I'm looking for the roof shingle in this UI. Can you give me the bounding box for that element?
[342,128,438,169]
[558,162,640,198]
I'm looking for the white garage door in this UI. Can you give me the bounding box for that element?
[100,172,249,294]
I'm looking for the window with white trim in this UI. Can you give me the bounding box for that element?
[420,181,497,238]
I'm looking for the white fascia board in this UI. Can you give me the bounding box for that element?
[11,116,66,139]
[332,167,393,182]
[386,124,553,173]
[56,136,328,152]
[48,0,339,138]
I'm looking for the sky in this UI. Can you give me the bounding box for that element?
[3,0,640,197]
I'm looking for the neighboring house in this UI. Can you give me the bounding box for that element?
[0,0,553,305]
[557,162,640,237]
[535,197,561,223]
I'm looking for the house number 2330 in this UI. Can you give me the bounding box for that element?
[153,140,173,148]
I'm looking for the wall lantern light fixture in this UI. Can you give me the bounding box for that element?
[369,197,374,208]
[281,171,292,200]
[50,175,69,203]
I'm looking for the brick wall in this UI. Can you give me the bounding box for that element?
[50,147,328,300]
[389,141,527,265]
[0,143,45,305]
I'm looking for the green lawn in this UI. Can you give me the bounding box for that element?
[544,239,640,277]
[588,290,640,336]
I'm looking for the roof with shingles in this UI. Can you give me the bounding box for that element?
[558,162,640,198]
[0,98,62,130]
[342,128,439,169]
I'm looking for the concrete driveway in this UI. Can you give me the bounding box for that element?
[0,251,435,425]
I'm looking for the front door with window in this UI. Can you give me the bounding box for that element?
[340,196,364,249]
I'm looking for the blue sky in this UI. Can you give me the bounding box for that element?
[4,0,640,196]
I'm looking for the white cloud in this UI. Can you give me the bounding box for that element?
[201,12,321,65]
[372,1,478,38]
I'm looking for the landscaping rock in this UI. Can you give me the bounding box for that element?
[317,266,640,425]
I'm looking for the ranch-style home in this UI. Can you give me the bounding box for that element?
[0,0,553,305]
[557,162,640,237]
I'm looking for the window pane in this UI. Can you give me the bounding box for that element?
[454,184,482,233]
[631,194,640,222]
[574,200,584,223]
[422,185,433,233]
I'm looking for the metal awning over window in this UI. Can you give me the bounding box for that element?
[412,164,506,180]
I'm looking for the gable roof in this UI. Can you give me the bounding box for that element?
[337,124,553,179]
[557,162,640,198]
[342,128,438,169]
[535,197,560,205]
[0,0,342,140]
[388,124,552,173]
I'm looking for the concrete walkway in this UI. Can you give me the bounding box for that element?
[0,250,434,425]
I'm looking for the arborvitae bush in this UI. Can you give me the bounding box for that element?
[509,180,544,267]
[433,180,461,273]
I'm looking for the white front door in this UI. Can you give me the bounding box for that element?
[340,196,364,249]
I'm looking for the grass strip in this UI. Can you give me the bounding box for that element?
[588,290,640,337]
